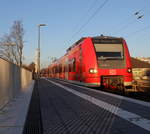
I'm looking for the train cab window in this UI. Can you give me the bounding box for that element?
[97,52,121,58]
[94,44,124,60]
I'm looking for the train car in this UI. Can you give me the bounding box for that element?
[49,35,133,91]
[40,68,49,77]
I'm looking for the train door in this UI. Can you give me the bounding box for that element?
[79,45,83,82]
[65,58,69,80]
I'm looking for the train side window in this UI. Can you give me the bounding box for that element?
[57,66,59,73]
[61,65,62,73]
[54,67,56,74]
[53,68,55,74]
[64,66,65,72]
[69,64,71,72]
[69,58,76,72]
[59,64,62,73]
[63,66,65,72]
[56,66,58,73]
[73,58,76,72]
[65,65,67,72]
[59,65,61,73]
[55,67,57,73]
[146,71,150,76]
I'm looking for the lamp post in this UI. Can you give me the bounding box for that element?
[37,24,46,78]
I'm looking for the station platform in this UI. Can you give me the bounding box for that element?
[24,78,150,134]
[0,81,34,134]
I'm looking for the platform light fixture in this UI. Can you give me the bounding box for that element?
[37,24,47,78]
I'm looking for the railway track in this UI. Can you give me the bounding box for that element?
[99,87,150,102]
[50,78,150,102]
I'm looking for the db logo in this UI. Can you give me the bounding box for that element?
[109,69,116,75]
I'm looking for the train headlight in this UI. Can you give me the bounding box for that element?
[127,68,132,73]
[89,68,98,74]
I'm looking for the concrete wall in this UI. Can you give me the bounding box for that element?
[0,58,32,109]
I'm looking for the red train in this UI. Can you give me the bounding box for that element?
[48,36,133,90]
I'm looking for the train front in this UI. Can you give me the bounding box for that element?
[91,36,133,90]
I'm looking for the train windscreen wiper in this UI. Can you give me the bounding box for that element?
[98,57,123,60]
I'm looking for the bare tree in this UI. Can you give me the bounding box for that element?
[11,20,24,66]
[0,20,25,66]
[0,34,17,63]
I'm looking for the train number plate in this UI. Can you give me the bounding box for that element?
[109,69,116,75]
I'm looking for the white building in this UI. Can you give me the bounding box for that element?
[136,57,150,64]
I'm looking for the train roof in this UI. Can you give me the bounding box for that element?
[66,35,123,52]
[66,37,85,52]
[92,35,123,40]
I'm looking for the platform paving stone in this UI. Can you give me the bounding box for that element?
[35,79,149,134]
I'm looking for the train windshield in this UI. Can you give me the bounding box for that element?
[94,44,124,60]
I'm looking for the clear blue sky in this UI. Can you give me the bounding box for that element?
[0,0,150,66]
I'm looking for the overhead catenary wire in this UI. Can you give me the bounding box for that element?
[118,9,150,38]
[113,19,138,35]
[68,0,109,44]
[112,11,145,35]
[113,12,139,31]
[125,24,150,38]
[126,4,150,38]
[71,0,100,32]
[66,0,101,45]
[112,1,150,36]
